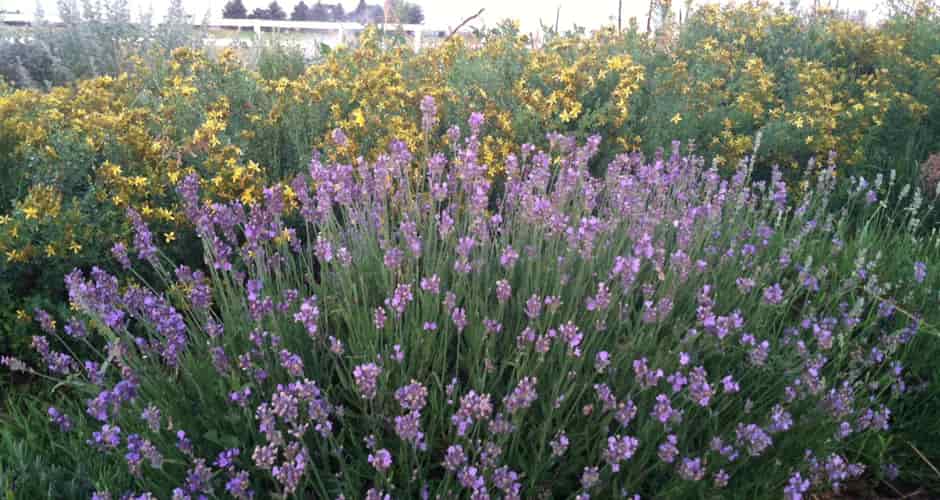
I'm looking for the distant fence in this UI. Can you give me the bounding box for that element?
[0,12,456,52]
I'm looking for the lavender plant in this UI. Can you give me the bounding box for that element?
[4,101,936,499]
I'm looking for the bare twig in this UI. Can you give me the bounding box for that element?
[909,442,940,479]
[446,8,485,40]
[618,0,623,32]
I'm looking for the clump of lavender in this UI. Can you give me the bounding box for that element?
[9,105,931,499]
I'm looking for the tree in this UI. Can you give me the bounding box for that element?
[385,0,423,24]
[267,0,286,20]
[328,3,344,21]
[309,1,328,20]
[165,0,187,24]
[399,2,423,24]
[249,7,269,18]
[222,0,247,19]
[291,0,310,20]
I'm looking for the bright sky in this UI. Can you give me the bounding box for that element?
[6,0,889,31]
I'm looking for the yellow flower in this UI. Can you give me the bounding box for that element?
[45,244,56,257]
[69,241,83,254]
[164,232,176,243]
[0,215,10,225]
[275,227,293,245]
[22,207,39,220]
[15,309,29,322]
[671,113,683,125]
[157,208,176,221]
[352,108,366,128]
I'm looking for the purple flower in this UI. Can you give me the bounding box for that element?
[580,466,600,489]
[504,376,538,413]
[89,424,121,450]
[551,431,570,456]
[353,363,382,400]
[721,375,740,394]
[368,448,393,472]
[366,489,391,500]
[500,245,519,269]
[272,442,309,494]
[914,261,927,283]
[225,471,253,499]
[769,404,793,433]
[451,391,493,436]
[658,434,679,463]
[652,394,681,424]
[525,294,542,320]
[141,405,161,432]
[763,283,784,305]
[126,208,157,264]
[595,351,611,373]
[586,281,611,311]
[882,463,899,481]
[736,423,772,456]
[293,295,320,338]
[383,247,404,271]
[63,317,87,339]
[451,307,467,333]
[385,283,414,317]
[395,381,429,412]
[594,383,617,412]
[176,430,193,456]
[48,406,73,432]
[420,95,438,132]
[457,465,483,490]
[688,366,715,407]
[373,307,387,329]
[331,128,347,147]
[677,456,705,481]
[713,469,730,488]
[394,411,425,448]
[111,242,131,269]
[496,279,512,304]
[783,472,810,500]
[633,358,664,388]
[468,112,485,134]
[443,444,467,471]
[252,443,278,470]
[175,265,212,310]
[614,400,638,427]
[278,350,304,377]
[420,274,441,294]
[604,434,639,472]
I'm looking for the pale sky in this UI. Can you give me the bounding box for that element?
[4,0,889,32]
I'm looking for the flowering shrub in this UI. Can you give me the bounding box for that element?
[2,3,939,367]
[3,103,936,497]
